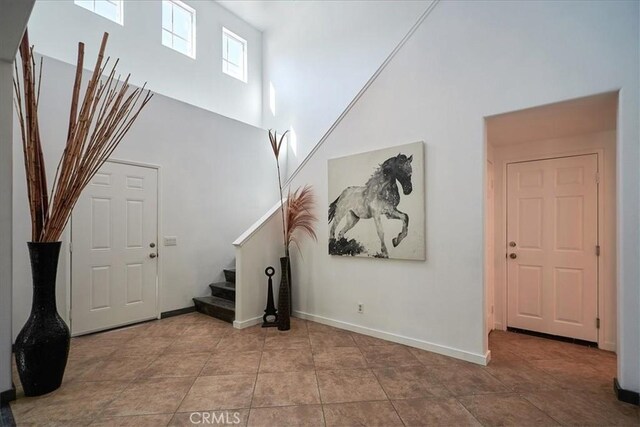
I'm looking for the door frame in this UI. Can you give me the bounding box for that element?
[69,158,163,336]
[485,159,495,335]
[498,148,610,349]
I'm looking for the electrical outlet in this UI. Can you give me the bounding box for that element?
[358,303,364,314]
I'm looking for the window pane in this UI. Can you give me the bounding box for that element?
[75,0,93,10]
[162,29,172,47]
[162,1,172,30]
[173,36,189,55]
[173,6,192,40]
[95,0,117,21]
[227,38,243,66]
[222,29,247,81]
[226,61,241,79]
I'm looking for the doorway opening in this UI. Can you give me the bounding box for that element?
[484,92,618,356]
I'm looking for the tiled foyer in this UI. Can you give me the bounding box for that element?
[9,313,639,426]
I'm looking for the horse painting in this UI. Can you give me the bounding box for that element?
[329,153,414,258]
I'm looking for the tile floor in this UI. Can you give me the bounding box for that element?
[9,313,639,426]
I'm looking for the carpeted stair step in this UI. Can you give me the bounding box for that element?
[223,268,236,284]
[193,296,234,323]
[209,281,236,302]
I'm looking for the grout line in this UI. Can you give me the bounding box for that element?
[369,366,407,426]
[298,318,327,426]
[455,395,489,426]
[351,338,407,425]
[389,400,409,427]
[163,375,198,425]
[247,337,265,411]
[519,392,565,426]
[314,369,327,427]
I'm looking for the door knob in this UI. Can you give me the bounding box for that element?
[509,241,517,247]
[150,243,156,248]
[509,253,517,259]
[149,253,157,259]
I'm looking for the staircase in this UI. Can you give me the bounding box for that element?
[193,268,235,323]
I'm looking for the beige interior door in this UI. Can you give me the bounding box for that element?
[71,161,158,335]
[507,154,598,342]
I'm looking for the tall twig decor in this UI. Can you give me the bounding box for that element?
[13,30,152,242]
[268,129,289,256]
[267,130,318,255]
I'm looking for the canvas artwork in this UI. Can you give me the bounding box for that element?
[328,141,425,260]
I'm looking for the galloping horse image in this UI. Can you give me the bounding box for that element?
[329,153,413,258]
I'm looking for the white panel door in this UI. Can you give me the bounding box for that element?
[71,161,158,335]
[507,154,598,342]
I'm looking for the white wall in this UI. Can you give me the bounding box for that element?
[12,55,278,338]
[260,0,430,178]
[27,0,263,127]
[1,0,35,399]
[238,0,639,390]
[1,60,15,396]
[490,131,617,351]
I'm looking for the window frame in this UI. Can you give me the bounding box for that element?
[74,0,124,25]
[161,0,197,59]
[222,27,248,83]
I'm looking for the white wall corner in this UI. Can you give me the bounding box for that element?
[0,60,15,394]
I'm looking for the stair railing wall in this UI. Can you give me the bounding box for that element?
[233,200,285,328]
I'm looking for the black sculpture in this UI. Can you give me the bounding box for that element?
[262,266,278,327]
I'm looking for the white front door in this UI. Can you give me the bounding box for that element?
[506,154,598,342]
[71,161,158,335]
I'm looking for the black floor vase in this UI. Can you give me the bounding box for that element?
[15,242,70,396]
[277,257,291,331]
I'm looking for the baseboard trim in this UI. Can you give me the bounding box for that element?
[614,378,640,406]
[160,306,196,319]
[233,316,262,330]
[293,310,488,366]
[599,342,616,352]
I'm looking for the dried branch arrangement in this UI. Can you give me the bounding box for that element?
[14,30,152,242]
[285,185,318,253]
[268,129,289,255]
[267,130,318,256]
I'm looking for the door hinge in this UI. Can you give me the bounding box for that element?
[596,245,601,256]
[69,242,72,253]
[595,172,600,184]
[596,317,600,329]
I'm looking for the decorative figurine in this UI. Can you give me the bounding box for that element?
[262,266,278,327]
